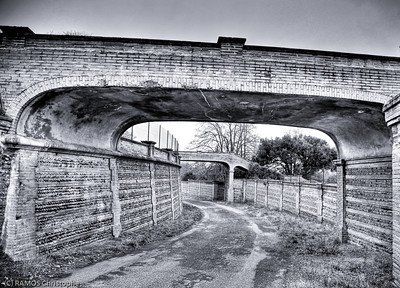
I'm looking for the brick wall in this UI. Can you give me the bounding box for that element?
[392,124,400,287]
[1,31,400,121]
[117,139,149,156]
[35,152,113,253]
[170,166,181,219]
[1,142,182,259]
[154,163,173,223]
[382,96,400,286]
[344,158,392,253]
[0,151,11,232]
[0,116,12,231]
[117,159,153,233]
[0,116,11,135]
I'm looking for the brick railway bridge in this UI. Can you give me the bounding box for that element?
[1,26,400,284]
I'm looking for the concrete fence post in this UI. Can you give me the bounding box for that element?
[178,173,182,216]
[149,162,157,225]
[254,180,258,205]
[165,148,173,161]
[334,159,347,243]
[242,179,247,203]
[109,158,122,237]
[198,180,201,198]
[296,182,301,216]
[168,166,175,220]
[317,184,324,223]
[214,183,218,200]
[264,180,269,209]
[142,140,156,158]
[279,180,284,211]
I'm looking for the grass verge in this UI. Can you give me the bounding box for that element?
[234,203,392,288]
[274,212,392,288]
[0,203,203,284]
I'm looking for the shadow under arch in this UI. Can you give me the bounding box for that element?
[14,85,391,160]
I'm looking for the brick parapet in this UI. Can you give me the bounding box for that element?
[1,134,180,167]
[1,29,400,125]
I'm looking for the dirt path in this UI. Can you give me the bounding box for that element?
[59,200,288,288]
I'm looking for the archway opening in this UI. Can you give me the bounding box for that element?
[14,86,390,160]
[7,85,393,257]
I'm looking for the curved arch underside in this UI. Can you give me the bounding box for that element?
[16,86,391,160]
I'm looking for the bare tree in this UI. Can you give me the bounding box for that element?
[189,122,259,160]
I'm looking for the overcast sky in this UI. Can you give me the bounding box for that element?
[1,0,399,149]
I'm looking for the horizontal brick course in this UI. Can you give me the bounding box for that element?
[0,139,182,258]
[344,157,393,253]
[1,31,400,126]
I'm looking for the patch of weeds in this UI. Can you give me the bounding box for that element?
[228,203,393,288]
[0,203,203,284]
[276,215,340,256]
[274,211,392,287]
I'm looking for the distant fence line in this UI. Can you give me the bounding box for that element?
[181,180,225,201]
[234,178,337,223]
[122,122,179,151]
[182,178,337,224]
[281,171,337,185]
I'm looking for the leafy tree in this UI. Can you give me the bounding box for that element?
[296,135,337,178]
[235,163,283,180]
[254,134,337,179]
[180,162,227,182]
[182,171,196,181]
[189,122,259,160]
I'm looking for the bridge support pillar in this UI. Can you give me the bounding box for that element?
[227,168,235,203]
[384,97,400,287]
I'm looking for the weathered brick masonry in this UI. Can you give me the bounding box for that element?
[393,125,400,287]
[384,96,400,286]
[0,151,11,233]
[1,138,181,259]
[1,30,400,119]
[1,26,400,284]
[0,115,11,234]
[344,157,392,253]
